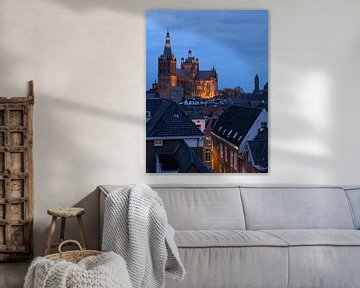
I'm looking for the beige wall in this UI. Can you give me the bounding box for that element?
[0,0,359,255]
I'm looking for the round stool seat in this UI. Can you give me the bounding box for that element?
[47,207,85,218]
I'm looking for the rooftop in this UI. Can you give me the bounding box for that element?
[247,128,268,171]
[146,99,204,138]
[212,105,263,146]
[198,70,216,80]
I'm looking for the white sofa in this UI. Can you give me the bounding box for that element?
[99,185,360,288]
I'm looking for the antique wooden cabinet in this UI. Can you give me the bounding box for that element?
[0,81,34,261]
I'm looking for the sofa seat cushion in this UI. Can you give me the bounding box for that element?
[262,229,360,246]
[175,230,288,248]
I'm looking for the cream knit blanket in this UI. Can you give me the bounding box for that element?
[24,251,132,288]
[102,184,185,288]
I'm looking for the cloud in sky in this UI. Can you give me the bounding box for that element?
[146,10,268,92]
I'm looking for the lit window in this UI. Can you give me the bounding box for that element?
[205,148,211,162]
[224,146,228,162]
[154,140,163,147]
[230,150,234,167]
[220,143,223,158]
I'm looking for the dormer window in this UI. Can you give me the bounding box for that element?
[154,140,163,147]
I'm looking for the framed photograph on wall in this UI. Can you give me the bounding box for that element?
[146,10,268,173]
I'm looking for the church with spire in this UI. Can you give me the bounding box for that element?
[156,31,218,101]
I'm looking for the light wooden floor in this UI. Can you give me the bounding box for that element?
[0,261,30,288]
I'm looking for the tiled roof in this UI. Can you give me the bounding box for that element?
[198,70,216,80]
[180,105,204,119]
[253,128,268,141]
[212,105,263,146]
[146,98,171,117]
[146,100,204,138]
[174,141,211,173]
[247,129,268,171]
[176,69,216,80]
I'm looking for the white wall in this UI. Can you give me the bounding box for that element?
[0,0,359,255]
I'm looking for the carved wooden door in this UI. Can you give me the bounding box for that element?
[0,82,34,261]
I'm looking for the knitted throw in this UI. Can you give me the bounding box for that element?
[102,184,185,288]
[23,251,133,288]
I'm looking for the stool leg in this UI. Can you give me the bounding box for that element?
[45,216,57,255]
[60,217,66,243]
[77,215,87,249]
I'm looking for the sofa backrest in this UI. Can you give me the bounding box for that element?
[240,186,355,230]
[152,185,246,230]
[100,185,358,232]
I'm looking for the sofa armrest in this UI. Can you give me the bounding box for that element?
[99,186,109,250]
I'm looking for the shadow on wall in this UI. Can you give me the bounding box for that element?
[53,0,145,15]
[32,94,142,256]
[38,188,100,256]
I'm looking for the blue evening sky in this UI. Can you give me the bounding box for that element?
[146,10,268,92]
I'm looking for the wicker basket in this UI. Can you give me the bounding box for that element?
[45,240,102,263]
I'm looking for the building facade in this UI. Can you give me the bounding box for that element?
[211,106,268,173]
[157,31,218,101]
[146,98,210,173]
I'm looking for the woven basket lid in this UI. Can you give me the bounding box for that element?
[45,240,102,264]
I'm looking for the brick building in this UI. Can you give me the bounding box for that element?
[211,105,268,173]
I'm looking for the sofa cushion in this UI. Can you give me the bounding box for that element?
[241,187,355,230]
[262,229,360,246]
[175,230,288,248]
[287,246,360,288]
[261,230,360,288]
[100,185,246,230]
[165,247,288,288]
[153,186,246,230]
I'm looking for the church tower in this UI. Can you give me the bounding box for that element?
[254,74,260,93]
[158,31,177,98]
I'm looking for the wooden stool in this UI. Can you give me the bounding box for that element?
[45,207,87,255]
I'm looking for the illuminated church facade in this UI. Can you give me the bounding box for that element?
[156,31,218,101]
